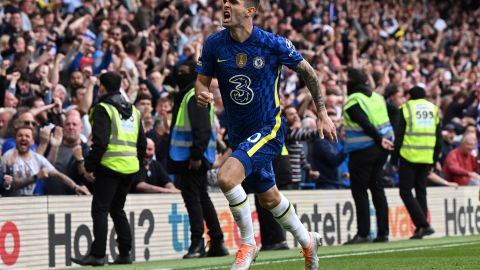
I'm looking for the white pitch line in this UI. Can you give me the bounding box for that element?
[194,241,480,270]
[319,241,480,259]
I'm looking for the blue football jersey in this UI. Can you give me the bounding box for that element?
[196,26,303,148]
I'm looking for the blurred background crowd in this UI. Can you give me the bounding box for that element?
[0,0,479,196]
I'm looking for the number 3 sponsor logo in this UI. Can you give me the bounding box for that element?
[229,75,254,105]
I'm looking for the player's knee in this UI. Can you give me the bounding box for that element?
[259,197,279,210]
[217,167,234,191]
[217,157,247,192]
[258,192,282,210]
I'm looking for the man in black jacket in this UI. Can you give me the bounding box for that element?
[390,86,442,240]
[72,72,147,266]
[168,59,228,258]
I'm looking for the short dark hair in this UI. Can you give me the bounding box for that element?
[41,9,54,17]
[8,35,23,48]
[21,96,43,108]
[408,86,426,99]
[9,9,21,16]
[15,125,35,137]
[347,68,369,85]
[134,93,152,105]
[99,72,122,93]
[71,86,86,98]
[125,42,141,55]
[384,84,399,100]
[282,104,296,117]
[245,0,260,9]
[14,52,29,62]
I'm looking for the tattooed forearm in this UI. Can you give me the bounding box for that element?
[11,175,36,189]
[295,60,326,112]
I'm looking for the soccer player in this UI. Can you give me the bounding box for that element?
[195,1,337,269]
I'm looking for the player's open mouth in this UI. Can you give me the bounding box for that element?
[223,11,231,22]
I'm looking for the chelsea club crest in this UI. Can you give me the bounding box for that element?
[253,56,265,69]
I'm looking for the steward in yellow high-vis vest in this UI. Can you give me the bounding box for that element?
[73,72,146,266]
[397,98,439,164]
[391,86,442,240]
[87,93,144,175]
[166,60,227,259]
[343,68,392,245]
[168,88,216,168]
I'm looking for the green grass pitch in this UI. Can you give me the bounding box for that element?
[68,235,480,270]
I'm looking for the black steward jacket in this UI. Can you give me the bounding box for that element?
[85,92,147,176]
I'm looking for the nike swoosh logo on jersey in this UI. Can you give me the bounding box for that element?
[217,59,228,62]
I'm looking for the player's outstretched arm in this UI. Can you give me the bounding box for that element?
[295,59,337,142]
[195,74,214,108]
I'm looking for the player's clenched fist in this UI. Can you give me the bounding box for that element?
[197,91,214,108]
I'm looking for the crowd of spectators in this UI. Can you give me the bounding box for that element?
[0,0,479,196]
